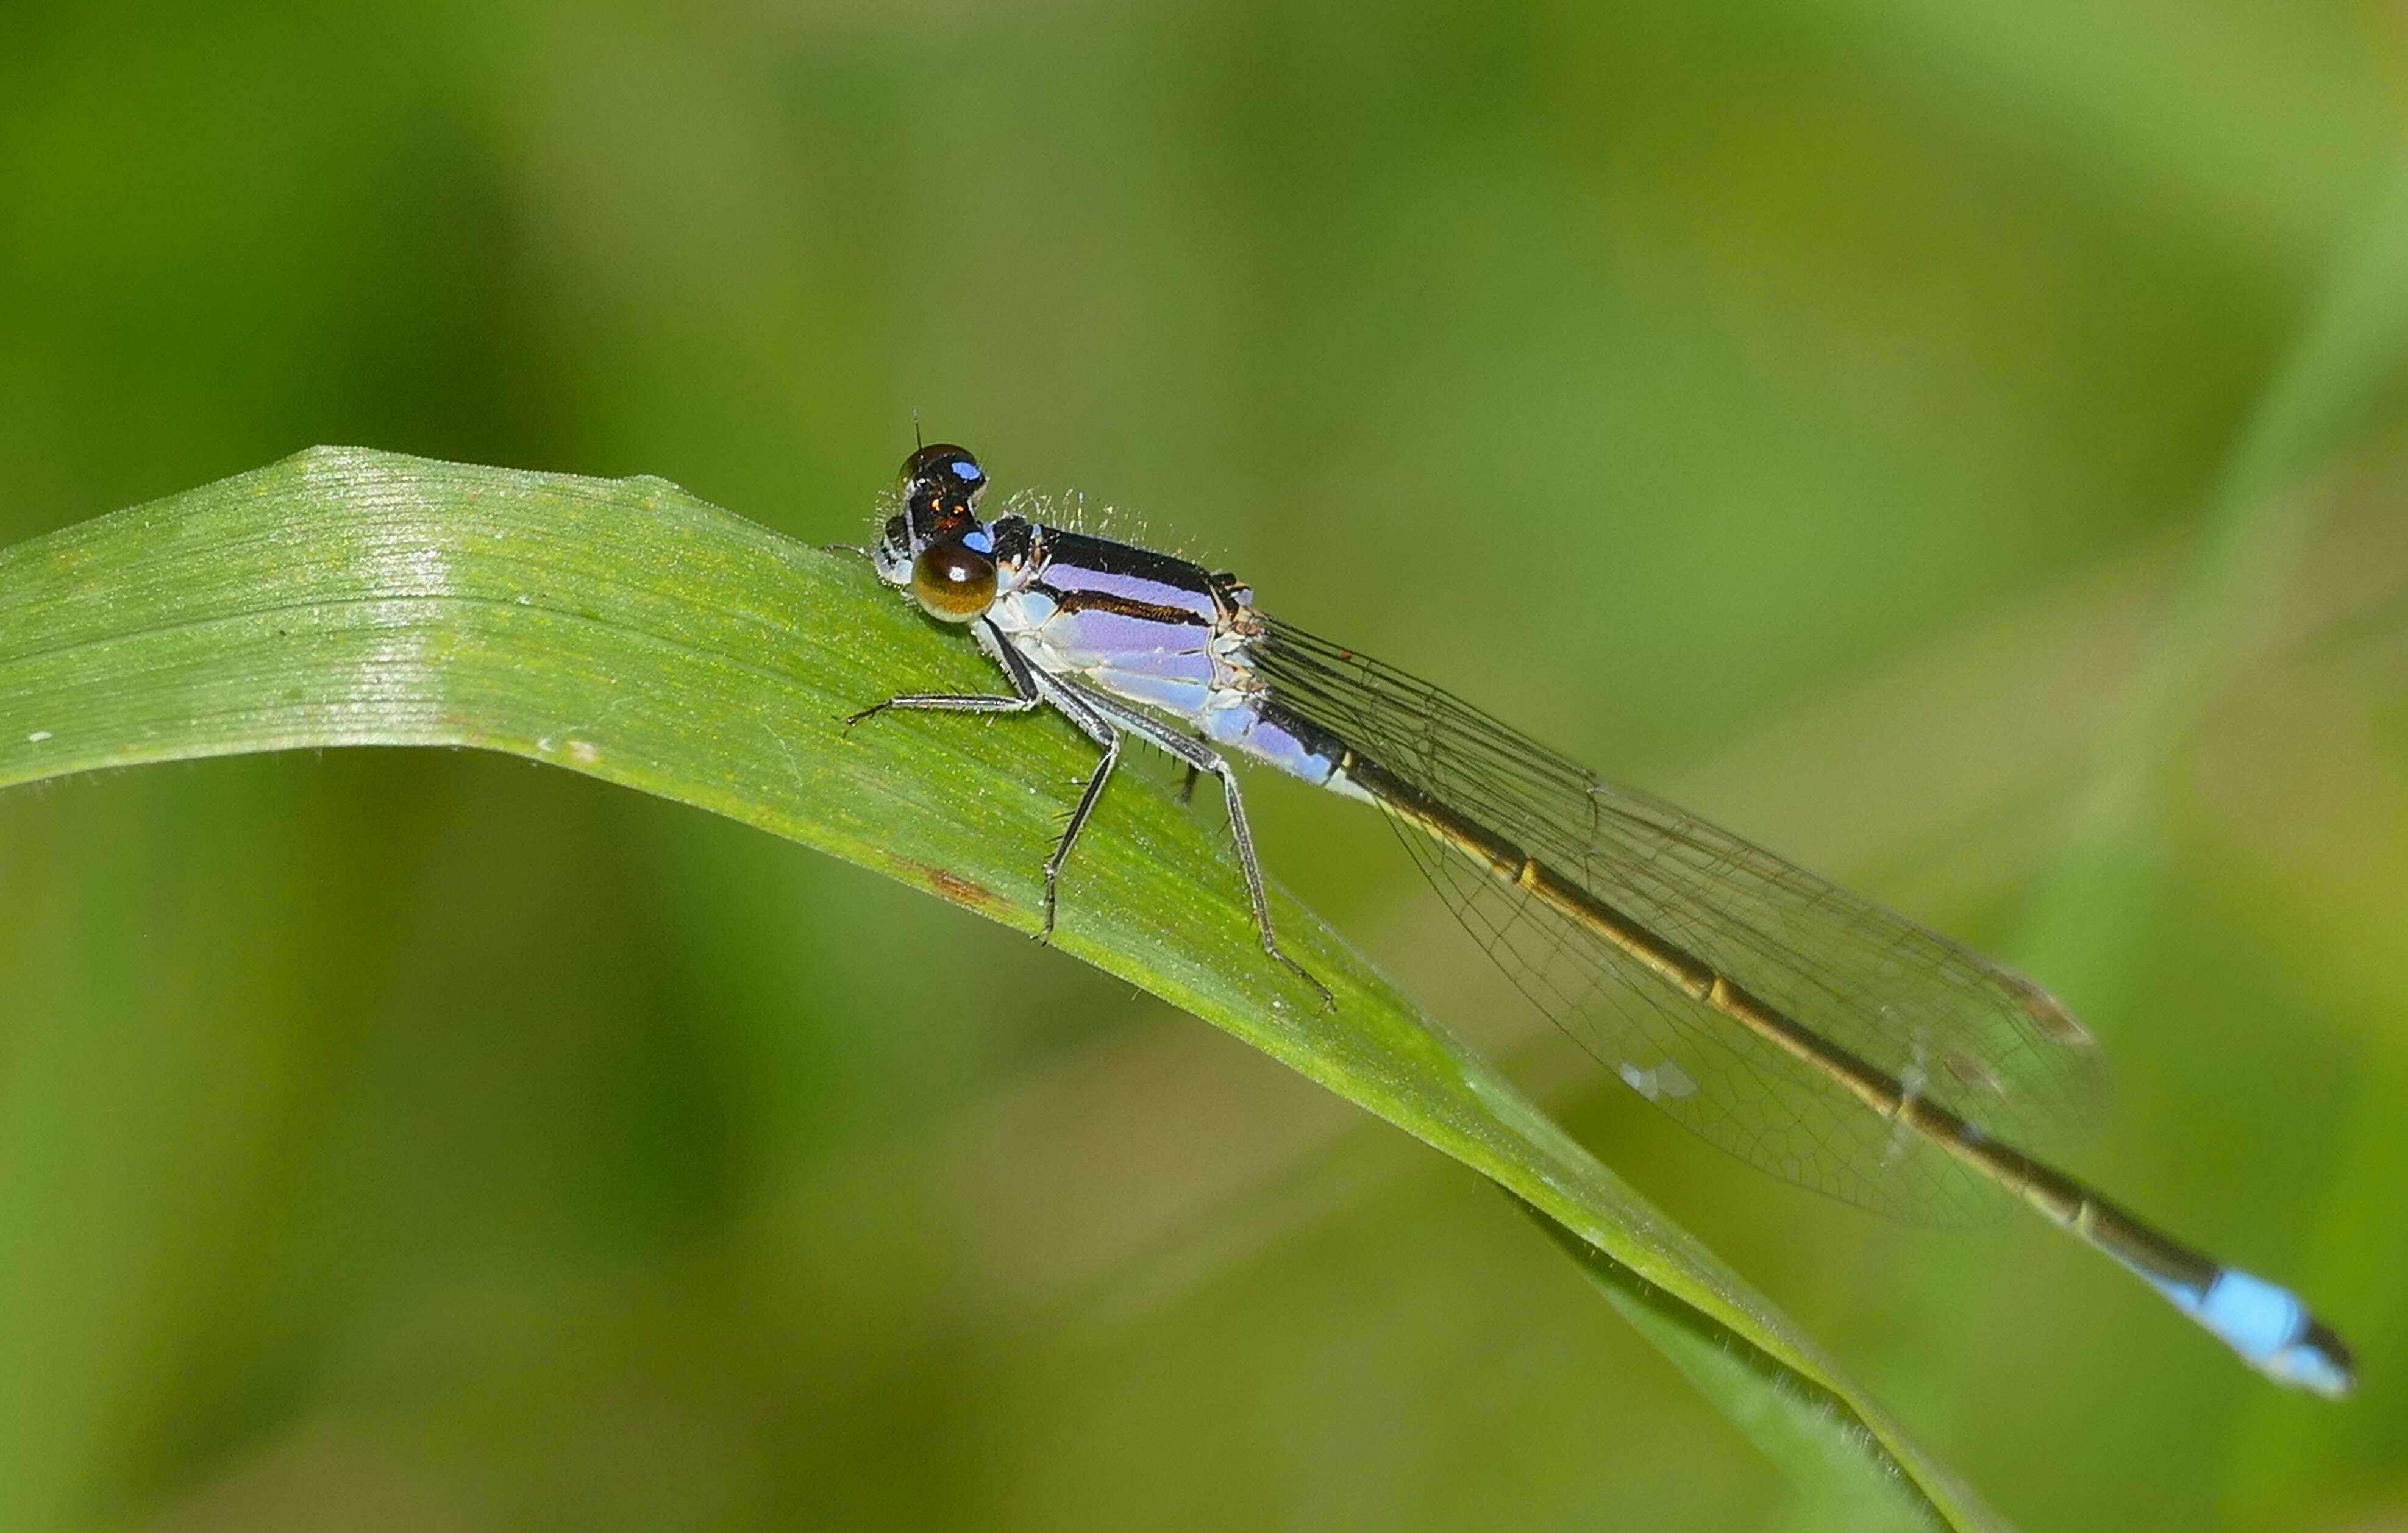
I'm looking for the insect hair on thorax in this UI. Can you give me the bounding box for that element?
[1005,486,1236,574]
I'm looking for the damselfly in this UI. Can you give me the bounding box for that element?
[846,442,2354,1396]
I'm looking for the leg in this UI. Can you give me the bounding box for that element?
[844,690,1037,728]
[844,617,1045,727]
[847,627,1122,943]
[1072,686,1332,1005]
[1189,748,1331,1004]
[1039,713,1121,942]
[1021,670,1122,942]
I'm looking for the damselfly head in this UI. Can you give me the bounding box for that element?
[898,444,988,542]
[877,443,991,594]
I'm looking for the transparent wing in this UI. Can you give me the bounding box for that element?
[1250,616,2109,1225]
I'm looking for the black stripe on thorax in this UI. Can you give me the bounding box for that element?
[1039,527,1220,591]
[1034,585,1216,627]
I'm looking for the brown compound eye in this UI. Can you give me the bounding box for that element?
[911,538,996,622]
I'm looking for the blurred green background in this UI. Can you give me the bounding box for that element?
[3,1,2407,1528]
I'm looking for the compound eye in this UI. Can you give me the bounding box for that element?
[899,443,984,493]
[911,539,996,622]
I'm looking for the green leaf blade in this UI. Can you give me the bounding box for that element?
[0,446,2004,1531]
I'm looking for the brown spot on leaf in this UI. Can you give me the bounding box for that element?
[896,858,998,909]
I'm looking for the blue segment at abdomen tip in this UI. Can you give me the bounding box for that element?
[2149,1267,2354,1397]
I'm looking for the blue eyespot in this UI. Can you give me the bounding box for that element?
[963,528,993,553]
[952,460,981,481]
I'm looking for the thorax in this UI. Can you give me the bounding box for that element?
[985,518,1262,719]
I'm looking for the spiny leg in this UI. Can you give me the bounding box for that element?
[1074,684,1333,1005]
[1041,724,1122,942]
[844,616,1045,728]
[843,691,1038,728]
[846,627,1130,942]
[1191,747,1332,1005]
[1019,670,1121,942]
[847,636,1323,997]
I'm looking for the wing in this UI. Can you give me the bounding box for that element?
[1249,616,2108,1225]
